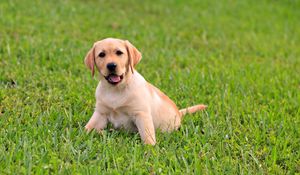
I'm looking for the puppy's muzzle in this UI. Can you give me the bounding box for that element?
[105,74,124,85]
[106,62,117,72]
[105,62,123,85]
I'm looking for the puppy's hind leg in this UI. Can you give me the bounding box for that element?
[85,111,108,133]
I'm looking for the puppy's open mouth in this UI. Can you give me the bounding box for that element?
[105,74,124,85]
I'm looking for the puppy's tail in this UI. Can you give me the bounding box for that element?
[179,104,207,117]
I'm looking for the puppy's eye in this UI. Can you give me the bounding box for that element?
[116,50,123,56]
[99,52,106,58]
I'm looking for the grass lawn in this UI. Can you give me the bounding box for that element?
[1,0,300,174]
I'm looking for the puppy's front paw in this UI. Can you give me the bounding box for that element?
[85,124,104,135]
[85,124,93,133]
[144,138,156,145]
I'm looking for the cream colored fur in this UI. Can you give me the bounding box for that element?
[84,38,206,145]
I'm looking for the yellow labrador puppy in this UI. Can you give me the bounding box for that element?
[84,38,206,145]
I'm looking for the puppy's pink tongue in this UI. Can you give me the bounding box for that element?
[109,75,121,83]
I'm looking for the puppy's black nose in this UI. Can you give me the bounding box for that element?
[106,62,117,71]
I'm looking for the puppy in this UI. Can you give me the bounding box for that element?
[84,38,206,145]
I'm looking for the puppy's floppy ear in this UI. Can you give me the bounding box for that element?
[84,44,96,77]
[125,40,142,73]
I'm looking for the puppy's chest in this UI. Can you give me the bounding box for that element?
[96,84,139,131]
[99,90,130,110]
[98,97,137,131]
[107,110,136,130]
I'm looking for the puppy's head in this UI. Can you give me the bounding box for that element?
[84,38,141,86]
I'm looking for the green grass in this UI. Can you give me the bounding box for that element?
[1,0,300,174]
